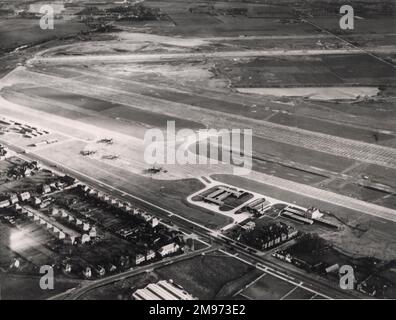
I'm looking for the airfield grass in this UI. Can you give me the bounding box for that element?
[215,54,395,88]
[345,164,396,189]
[375,194,396,209]
[269,112,395,144]
[324,179,390,204]
[253,136,355,173]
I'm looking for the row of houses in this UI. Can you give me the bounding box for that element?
[79,184,159,227]
[50,207,96,236]
[14,205,94,245]
[40,176,77,196]
[272,251,293,263]
[33,196,54,209]
[135,249,156,265]
[239,222,298,251]
[63,259,119,279]
[135,242,180,265]
[78,184,182,265]
[0,191,31,208]
[0,172,73,210]
[260,229,298,250]
[7,160,40,179]
[82,264,110,279]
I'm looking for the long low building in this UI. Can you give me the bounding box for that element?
[245,198,270,214]
[132,280,195,300]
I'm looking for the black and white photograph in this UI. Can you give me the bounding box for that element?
[0,0,395,310]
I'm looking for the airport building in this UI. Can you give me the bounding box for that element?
[132,280,195,300]
[245,198,270,215]
[204,186,245,206]
[281,206,339,229]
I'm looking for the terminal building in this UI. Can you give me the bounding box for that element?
[132,280,196,300]
[204,186,245,206]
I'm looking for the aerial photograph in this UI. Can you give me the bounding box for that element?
[0,0,395,308]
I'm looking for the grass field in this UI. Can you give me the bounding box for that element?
[253,136,355,173]
[0,273,81,300]
[324,179,389,203]
[269,113,395,144]
[215,54,395,88]
[237,273,304,300]
[0,18,89,52]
